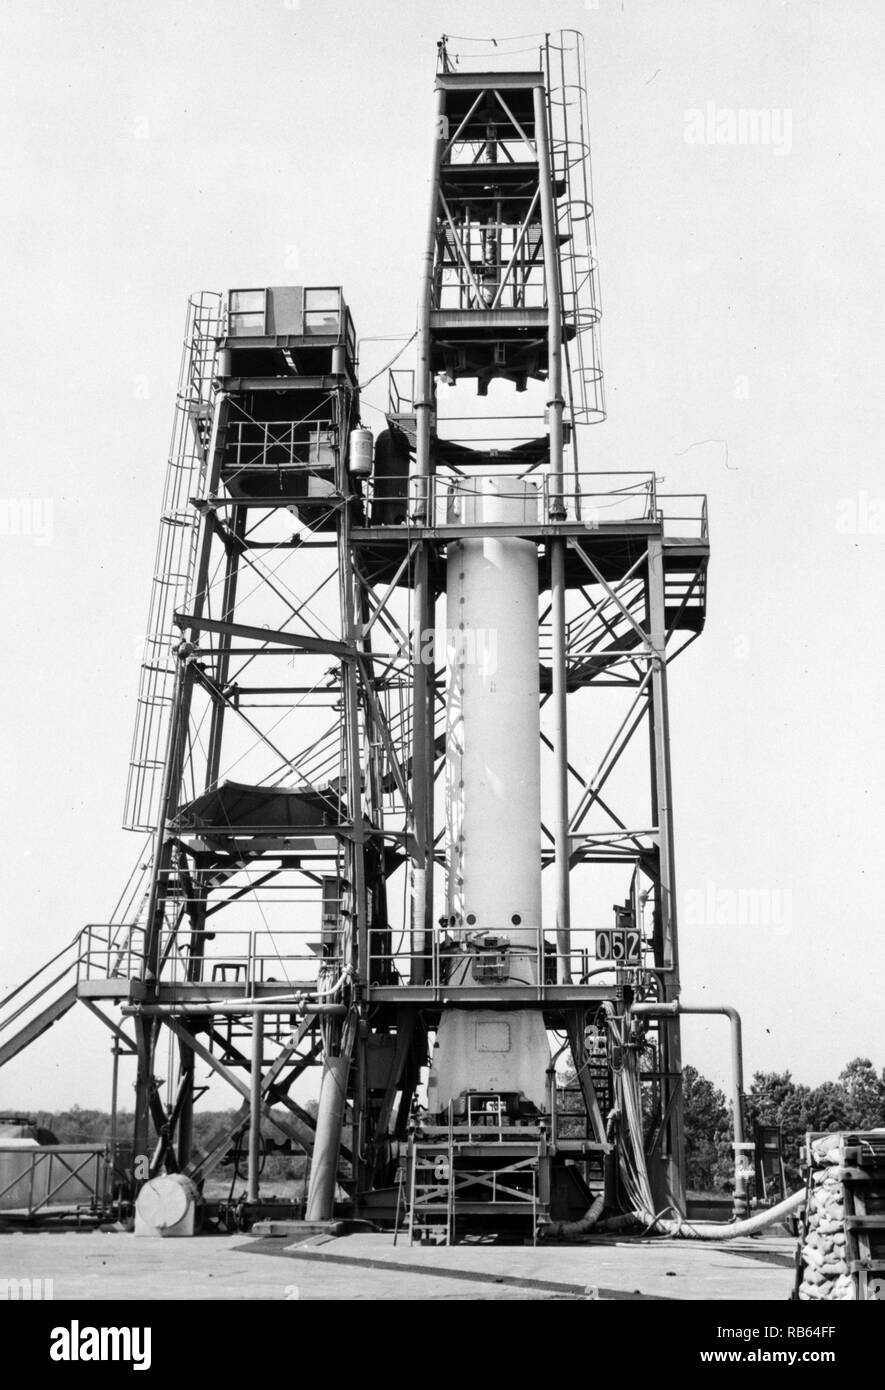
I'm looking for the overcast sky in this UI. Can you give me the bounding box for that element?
[1,0,883,1114]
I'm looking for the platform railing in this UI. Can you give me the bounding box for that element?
[655,492,709,542]
[0,1144,105,1216]
[151,925,341,995]
[357,470,659,526]
[370,916,653,994]
[76,923,146,984]
[224,417,338,474]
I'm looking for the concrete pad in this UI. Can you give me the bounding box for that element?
[264,1231,795,1301]
[0,1227,797,1300]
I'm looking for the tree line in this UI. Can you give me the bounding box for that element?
[683,1056,885,1193]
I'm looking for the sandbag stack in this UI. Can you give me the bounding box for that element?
[797,1135,854,1301]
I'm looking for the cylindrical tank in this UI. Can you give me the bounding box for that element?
[348,427,373,476]
[135,1173,198,1234]
[370,427,411,525]
[445,477,541,980]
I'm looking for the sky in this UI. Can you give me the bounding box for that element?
[1,0,884,1115]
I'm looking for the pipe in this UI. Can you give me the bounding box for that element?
[414,82,446,516]
[248,1019,262,1202]
[410,547,431,984]
[630,1000,747,1217]
[122,1002,347,1017]
[305,1033,354,1221]
[410,83,444,970]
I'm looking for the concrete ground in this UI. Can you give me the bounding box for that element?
[0,1228,796,1300]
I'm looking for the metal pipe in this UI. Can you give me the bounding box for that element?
[248,1019,262,1202]
[122,1002,346,1017]
[108,1041,120,1213]
[550,540,571,982]
[415,82,446,513]
[629,1000,747,1216]
[532,84,565,519]
[305,1034,354,1221]
[410,547,430,983]
[408,81,445,974]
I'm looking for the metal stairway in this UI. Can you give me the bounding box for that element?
[0,936,83,1069]
[539,561,706,691]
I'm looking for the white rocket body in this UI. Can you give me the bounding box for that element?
[428,478,550,1115]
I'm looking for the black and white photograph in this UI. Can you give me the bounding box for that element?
[0,0,882,1355]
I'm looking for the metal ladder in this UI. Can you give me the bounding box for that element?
[407,1106,455,1245]
[123,292,222,834]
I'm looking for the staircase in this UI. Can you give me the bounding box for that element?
[539,559,706,692]
[0,935,83,1070]
[0,916,146,1071]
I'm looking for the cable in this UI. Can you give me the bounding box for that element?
[358,332,417,392]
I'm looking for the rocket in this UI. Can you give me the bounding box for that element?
[427,477,550,1117]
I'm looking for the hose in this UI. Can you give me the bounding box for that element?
[596,1188,805,1240]
[541,1192,605,1239]
[546,1000,805,1242]
[543,1188,804,1242]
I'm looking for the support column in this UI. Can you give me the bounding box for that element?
[305,1030,355,1221]
[205,504,246,787]
[409,548,433,983]
[132,1016,155,1187]
[135,396,230,1173]
[414,82,446,519]
[248,1019,262,1203]
[533,84,565,521]
[536,78,571,980]
[647,535,686,1212]
[550,539,572,982]
[408,81,445,982]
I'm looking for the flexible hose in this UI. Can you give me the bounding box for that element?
[541,1191,605,1239]
[543,1188,803,1242]
[596,1188,805,1240]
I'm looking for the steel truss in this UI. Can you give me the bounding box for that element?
[0,33,710,1228]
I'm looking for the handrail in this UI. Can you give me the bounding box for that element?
[0,930,81,1012]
